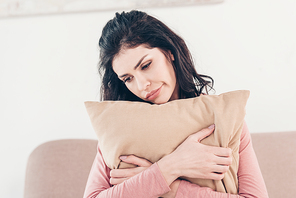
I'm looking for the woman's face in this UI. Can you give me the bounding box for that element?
[112,45,179,104]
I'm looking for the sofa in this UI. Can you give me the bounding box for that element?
[24,131,296,198]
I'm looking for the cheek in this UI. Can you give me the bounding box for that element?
[125,83,137,94]
[170,69,177,83]
[153,62,176,83]
[165,64,177,85]
[125,83,143,99]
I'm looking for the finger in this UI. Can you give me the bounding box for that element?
[110,168,133,178]
[208,172,225,180]
[110,167,147,178]
[212,147,232,157]
[120,155,152,167]
[110,177,129,185]
[110,169,128,178]
[212,164,230,174]
[215,155,232,166]
[189,124,215,142]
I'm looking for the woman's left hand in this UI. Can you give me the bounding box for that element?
[109,155,152,185]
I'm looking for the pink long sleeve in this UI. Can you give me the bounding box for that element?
[175,123,269,198]
[83,146,171,198]
[83,122,269,198]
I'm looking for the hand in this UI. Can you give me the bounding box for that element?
[158,125,232,185]
[110,155,152,185]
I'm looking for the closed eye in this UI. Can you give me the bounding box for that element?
[123,76,133,83]
[141,62,151,70]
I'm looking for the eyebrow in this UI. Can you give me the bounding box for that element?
[119,54,148,78]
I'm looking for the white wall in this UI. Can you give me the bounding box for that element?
[0,0,295,197]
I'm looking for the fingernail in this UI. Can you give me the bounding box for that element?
[120,156,127,160]
[208,124,215,129]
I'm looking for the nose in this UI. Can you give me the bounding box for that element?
[136,74,150,91]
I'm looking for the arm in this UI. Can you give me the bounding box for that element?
[83,145,171,198]
[84,126,229,198]
[84,123,268,198]
[236,122,269,197]
[92,126,232,198]
[173,122,269,198]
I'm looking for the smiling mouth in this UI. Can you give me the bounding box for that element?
[146,85,163,100]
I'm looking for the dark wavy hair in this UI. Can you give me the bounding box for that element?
[98,10,214,101]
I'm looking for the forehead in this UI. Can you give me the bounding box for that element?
[112,45,164,76]
[113,45,151,67]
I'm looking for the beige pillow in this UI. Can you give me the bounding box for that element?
[85,90,250,194]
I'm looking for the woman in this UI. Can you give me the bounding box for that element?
[84,10,268,198]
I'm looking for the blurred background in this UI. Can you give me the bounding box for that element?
[0,0,295,197]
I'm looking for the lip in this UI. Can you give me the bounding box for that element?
[145,85,163,100]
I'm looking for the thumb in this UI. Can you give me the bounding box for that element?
[119,155,152,167]
[191,124,215,142]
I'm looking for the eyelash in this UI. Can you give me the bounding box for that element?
[123,77,132,83]
[141,62,151,70]
[123,62,152,83]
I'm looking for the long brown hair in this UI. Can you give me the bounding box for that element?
[98,10,214,101]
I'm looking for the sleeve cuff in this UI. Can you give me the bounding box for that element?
[146,163,171,195]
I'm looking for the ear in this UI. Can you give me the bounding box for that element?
[168,50,175,61]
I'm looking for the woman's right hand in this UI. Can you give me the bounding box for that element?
[157,125,232,186]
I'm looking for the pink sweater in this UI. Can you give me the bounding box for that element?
[83,123,269,198]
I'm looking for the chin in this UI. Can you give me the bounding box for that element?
[151,96,171,105]
[153,101,166,105]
